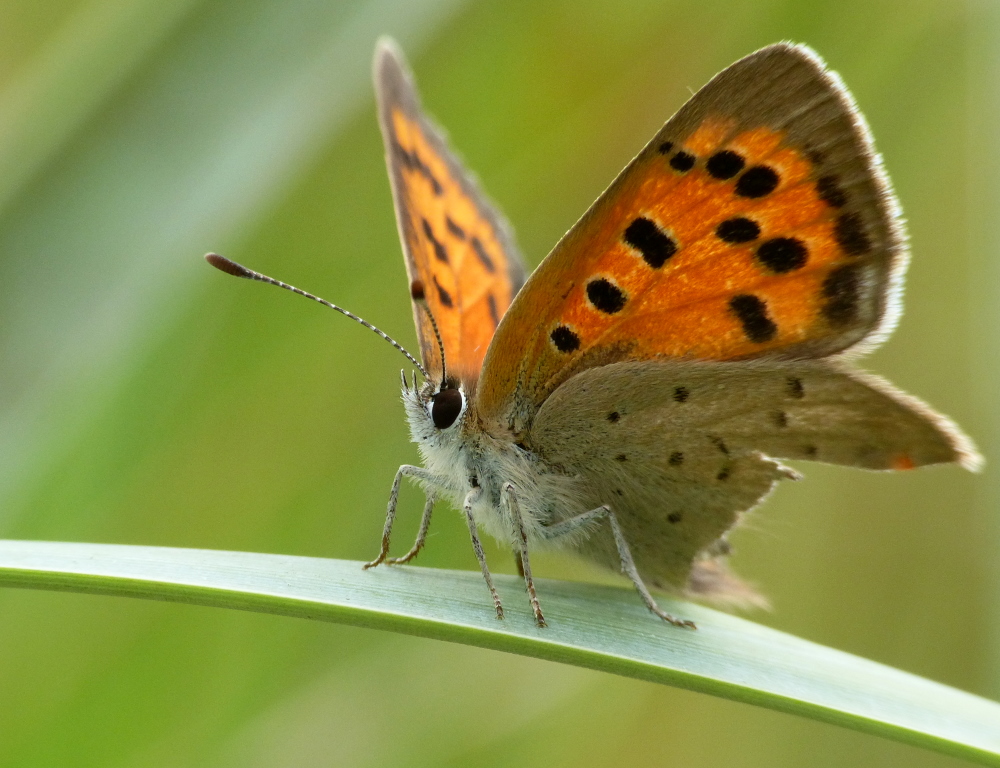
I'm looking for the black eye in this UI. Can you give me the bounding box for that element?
[431,388,463,429]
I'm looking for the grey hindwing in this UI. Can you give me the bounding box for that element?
[527,358,975,596]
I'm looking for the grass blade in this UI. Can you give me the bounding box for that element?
[0,539,997,765]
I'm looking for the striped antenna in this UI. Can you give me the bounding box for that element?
[205,253,427,378]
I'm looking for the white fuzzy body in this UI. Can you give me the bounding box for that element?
[402,382,589,552]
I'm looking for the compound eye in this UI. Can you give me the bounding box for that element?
[431,387,463,429]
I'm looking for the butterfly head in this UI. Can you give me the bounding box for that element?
[407,278,468,431]
[401,372,470,469]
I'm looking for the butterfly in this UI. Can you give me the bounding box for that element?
[209,38,980,628]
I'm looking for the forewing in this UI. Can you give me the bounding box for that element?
[374,39,526,385]
[529,359,978,594]
[479,44,904,432]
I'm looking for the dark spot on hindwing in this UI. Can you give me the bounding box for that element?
[816,175,848,208]
[834,212,872,256]
[623,217,676,268]
[803,445,818,458]
[433,275,453,307]
[787,377,805,399]
[667,512,683,524]
[710,435,729,455]
[471,236,496,273]
[669,451,684,466]
[586,278,627,314]
[607,411,620,423]
[706,150,745,180]
[774,411,788,428]
[729,294,777,342]
[821,265,861,326]
[756,237,808,273]
[669,150,696,172]
[422,218,449,263]
[736,166,779,198]
[716,466,731,481]
[615,454,628,462]
[550,325,580,353]
[716,217,760,243]
[673,386,689,403]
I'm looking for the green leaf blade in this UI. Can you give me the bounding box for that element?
[0,539,997,765]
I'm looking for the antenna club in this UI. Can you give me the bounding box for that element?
[205,253,254,279]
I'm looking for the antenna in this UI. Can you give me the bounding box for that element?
[408,279,448,388]
[205,253,427,378]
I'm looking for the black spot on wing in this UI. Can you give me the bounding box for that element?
[834,212,872,256]
[422,218,449,263]
[821,265,861,326]
[816,175,848,208]
[716,217,760,243]
[395,142,443,195]
[756,238,808,273]
[657,141,674,155]
[487,293,500,327]
[667,512,683,523]
[669,150,696,172]
[586,278,627,314]
[471,236,496,273]
[673,386,689,403]
[729,294,777,342]
[445,216,466,240]
[623,217,676,268]
[706,150,745,180]
[669,452,684,466]
[736,166,779,198]
[550,325,580,353]
[433,275,453,308]
[786,377,804,399]
[607,411,620,423]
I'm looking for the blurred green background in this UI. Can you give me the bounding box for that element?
[0,0,997,765]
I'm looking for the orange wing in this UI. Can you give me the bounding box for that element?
[477,44,906,436]
[375,40,526,387]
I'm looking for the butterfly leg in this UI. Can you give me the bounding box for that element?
[542,506,696,629]
[502,483,545,627]
[463,486,504,620]
[364,464,441,570]
[385,494,435,565]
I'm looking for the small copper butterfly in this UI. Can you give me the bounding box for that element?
[209,38,981,628]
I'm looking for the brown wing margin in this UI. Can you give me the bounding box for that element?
[374,38,527,387]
